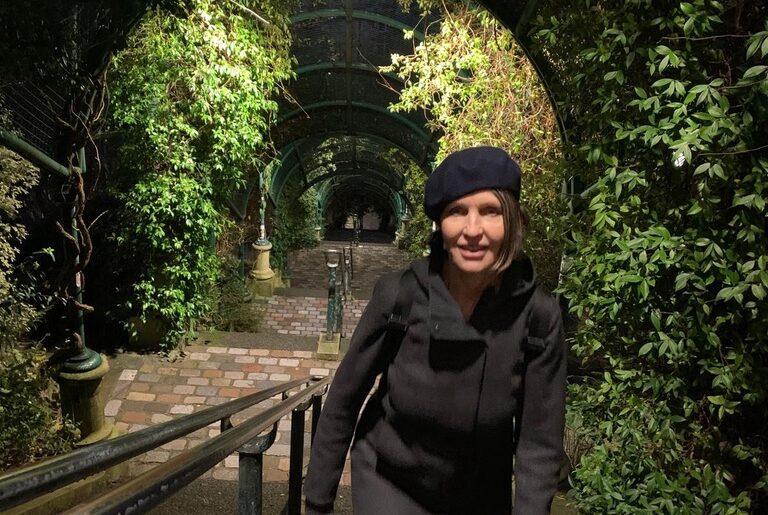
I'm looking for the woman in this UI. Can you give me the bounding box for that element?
[304,146,566,514]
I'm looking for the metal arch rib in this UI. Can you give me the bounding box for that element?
[294,62,404,84]
[276,101,431,142]
[270,132,428,202]
[290,9,426,41]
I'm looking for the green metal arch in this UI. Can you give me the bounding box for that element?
[318,175,404,224]
[276,101,431,142]
[270,132,429,202]
[290,9,425,41]
[294,62,403,83]
[304,168,401,194]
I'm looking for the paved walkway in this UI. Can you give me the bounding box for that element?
[105,343,348,485]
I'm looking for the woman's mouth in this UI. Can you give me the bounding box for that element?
[458,246,487,259]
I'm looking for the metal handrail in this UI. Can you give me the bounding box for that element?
[0,376,315,510]
[63,376,331,514]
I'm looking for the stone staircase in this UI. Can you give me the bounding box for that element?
[286,239,412,300]
[256,238,411,340]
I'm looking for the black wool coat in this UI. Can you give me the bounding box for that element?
[304,256,567,514]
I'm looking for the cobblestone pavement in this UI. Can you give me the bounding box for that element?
[106,344,350,485]
[261,295,368,338]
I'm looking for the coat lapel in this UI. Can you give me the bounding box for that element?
[427,268,486,344]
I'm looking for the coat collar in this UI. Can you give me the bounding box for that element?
[411,255,537,343]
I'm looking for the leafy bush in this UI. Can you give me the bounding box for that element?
[0,147,40,345]
[106,0,295,349]
[204,257,264,332]
[0,148,77,470]
[0,347,78,470]
[112,173,220,350]
[271,180,319,272]
[530,1,768,511]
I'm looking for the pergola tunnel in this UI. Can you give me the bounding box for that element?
[1,0,766,513]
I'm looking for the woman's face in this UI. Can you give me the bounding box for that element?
[440,189,505,276]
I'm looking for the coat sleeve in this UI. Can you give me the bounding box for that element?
[304,273,399,514]
[513,293,567,514]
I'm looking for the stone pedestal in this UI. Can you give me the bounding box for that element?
[249,241,276,297]
[57,355,116,446]
[316,332,341,360]
[314,226,322,241]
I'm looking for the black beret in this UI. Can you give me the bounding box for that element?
[423,146,522,221]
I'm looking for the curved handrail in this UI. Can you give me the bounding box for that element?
[0,376,319,510]
[64,376,332,514]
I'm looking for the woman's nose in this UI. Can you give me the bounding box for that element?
[463,212,483,238]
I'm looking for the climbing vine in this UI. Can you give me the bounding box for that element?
[106,0,295,349]
[386,1,565,289]
[530,0,768,511]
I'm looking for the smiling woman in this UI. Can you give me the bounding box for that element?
[304,146,566,515]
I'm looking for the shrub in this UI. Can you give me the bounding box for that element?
[531,0,768,511]
[271,180,319,273]
[105,0,295,350]
[113,173,220,351]
[0,347,78,470]
[0,148,77,470]
[204,257,264,333]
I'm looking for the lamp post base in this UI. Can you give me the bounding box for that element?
[316,333,341,360]
[57,355,117,446]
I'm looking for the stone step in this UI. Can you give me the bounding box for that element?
[260,294,367,339]
[287,240,411,299]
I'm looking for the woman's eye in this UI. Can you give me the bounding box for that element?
[481,207,501,216]
[448,206,464,215]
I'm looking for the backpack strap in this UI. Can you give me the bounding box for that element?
[514,288,549,447]
[524,288,548,359]
[386,268,417,337]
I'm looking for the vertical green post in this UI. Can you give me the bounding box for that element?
[58,147,115,445]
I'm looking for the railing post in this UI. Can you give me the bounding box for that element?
[221,416,233,432]
[238,424,278,515]
[238,453,263,515]
[325,261,338,340]
[342,246,351,299]
[288,409,306,515]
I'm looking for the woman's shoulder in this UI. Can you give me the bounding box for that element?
[370,259,429,306]
[529,285,563,330]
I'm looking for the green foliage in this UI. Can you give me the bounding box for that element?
[530,1,768,511]
[0,149,76,470]
[394,156,432,259]
[204,257,264,332]
[114,174,220,350]
[109,0,295,197]
[106,0,295,349]
[0,347,78,470]
[271,180,319,272]
[384,1,566,288]
[0,148,41,345]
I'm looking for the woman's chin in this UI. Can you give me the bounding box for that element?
[448,256,495,275]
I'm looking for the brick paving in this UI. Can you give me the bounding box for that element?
[288,241,411,299]
[105,345,351,485]
[261,296,368,338]
[104,241,410,487]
